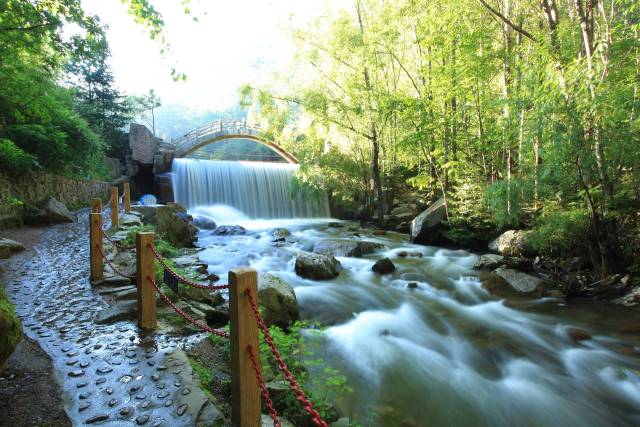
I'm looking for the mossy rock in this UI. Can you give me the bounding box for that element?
[0,287,22,371]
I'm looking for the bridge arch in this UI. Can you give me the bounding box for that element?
[173,121,298,164]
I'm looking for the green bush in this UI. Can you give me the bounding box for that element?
[259,321,350,425]
[528,205,590,256]
[0,138,35,174]
[0,287,22,369]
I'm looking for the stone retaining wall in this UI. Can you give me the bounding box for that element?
[0,171,111,210]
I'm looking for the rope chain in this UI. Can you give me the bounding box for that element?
[245,289,329,427]
[247,344,281,427]
[95,244,136,279]
[147,277,229,338]
[147,243,229,290]
[102,228,135,250]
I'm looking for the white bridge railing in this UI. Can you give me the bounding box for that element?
[171,118,262,149]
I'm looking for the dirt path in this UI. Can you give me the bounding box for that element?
[0,336,71,427]
[0,212,221,426]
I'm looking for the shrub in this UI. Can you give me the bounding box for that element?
[528,205,590,256]
[0,287,22,370]
[0,138,35,174]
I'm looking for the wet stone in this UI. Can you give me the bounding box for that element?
[151,418,165,427]
[156,365,167,371]
[176,404,188,416]
[141,400,152,409]
[80,361,90,368]
[79,392,91,399]
[157,391,169,399]
[130,384,141,393]
[79,402,91,412]
[69,370,84,377]
[96,378,107,385]
[66,359,78,366]
[135,393,147,400]
[136,415,150,425]
[106,387,114,395]
[119,407,134,417]
[164,399,173,407]
[77,382,89,388]
[85,414,109,424]
[108,399,118,407]
[151,374,160,382]
[156,383,165,390]
[97,367,113,374]
[181,388,190,396]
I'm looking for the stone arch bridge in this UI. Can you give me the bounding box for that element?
[172,119,298,163]
[127,119,297,202]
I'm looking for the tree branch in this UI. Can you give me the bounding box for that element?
[477,0,538,43]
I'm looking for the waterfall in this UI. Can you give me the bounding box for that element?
[171,158,331,219]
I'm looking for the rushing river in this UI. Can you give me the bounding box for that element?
[173,159,640,426]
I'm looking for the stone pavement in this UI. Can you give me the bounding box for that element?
[1,213,222,426]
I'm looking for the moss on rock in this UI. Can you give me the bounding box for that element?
[0,286,22,371]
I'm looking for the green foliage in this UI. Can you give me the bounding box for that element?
[0,138,35,173]
[528,205,591,257]
[243,0,640,274]
[259,321,349,424]
[0,286,22,366]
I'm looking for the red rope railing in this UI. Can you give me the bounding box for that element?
[102,229,135,250]
[147,276,229,338]
[148,243,229,290]
[96,244,136,279]
[245,289,329,427]
[247,344,281,427]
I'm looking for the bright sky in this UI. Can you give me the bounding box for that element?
[82,0,349,113]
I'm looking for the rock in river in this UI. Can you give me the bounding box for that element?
[372,258,396,275]
[295,252,342,280]
[473,254,505,270]
[192,214,217,230]
[313,239,384,257]
[258,273,300,328]
[410,197,446,244]
[485,267,546,298]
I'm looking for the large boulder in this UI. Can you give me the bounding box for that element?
[156,204,197,247]
[271,228,292,239]
[0,289,21,371]
[312,239,384,258]
[0,238,25,259]
[258,273,300,328]
[372,258,396,275]
[473,254,505,270]
[295,252,342,280]
[410,197,447,244]
[192,214,217,230]
[485,267,546,298]
[130,204,163,225]
[212,225,246,236]
[31,197,74,224]
[488,230,534,257]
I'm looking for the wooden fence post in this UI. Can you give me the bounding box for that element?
[136,232,156,330]
[123,182,131,213]
[90,197,102,214]
[229,268,260,427]
[90,212,103,283]
[110,186,119,227]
